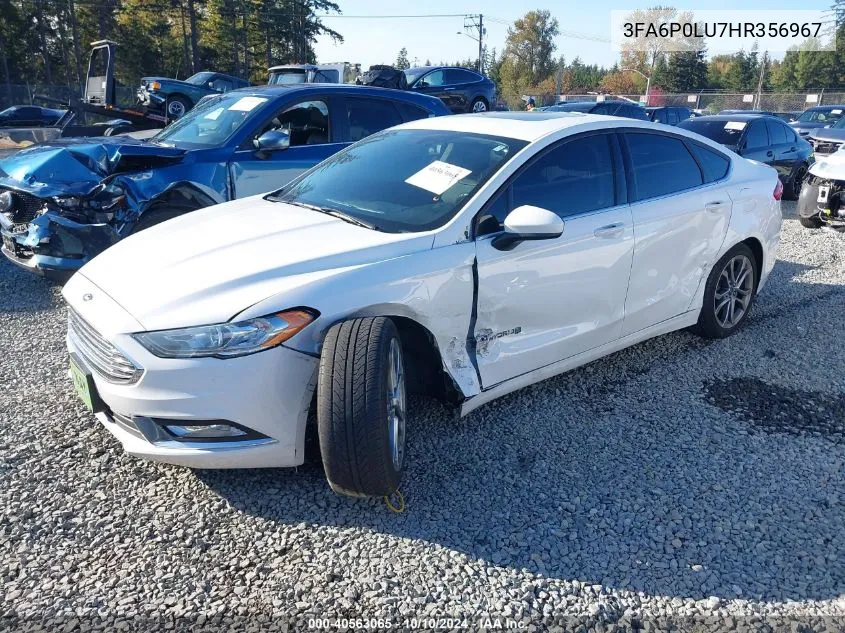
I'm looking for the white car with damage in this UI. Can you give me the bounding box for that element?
[63,112,783,497]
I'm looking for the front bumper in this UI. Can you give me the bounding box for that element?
[0,212,120,280]
[136,88,165,110]
[64,273,319,469]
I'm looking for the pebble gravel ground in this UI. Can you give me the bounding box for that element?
[0,203,844,632]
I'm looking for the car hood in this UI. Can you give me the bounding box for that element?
[0,136,186,197]
[791,121,830,133]
[75,195,434,331]
[808,128,845,143]
[808,150,845,179]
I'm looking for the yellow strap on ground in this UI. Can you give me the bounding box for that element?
[384,489,405,513]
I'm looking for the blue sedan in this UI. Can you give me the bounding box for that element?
[0,85,449,279]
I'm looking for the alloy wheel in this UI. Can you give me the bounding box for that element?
[714,254,754,329]
[168,100,186,118]
[792,165,808,199]
[472,100,487,113]
[386,338,406,471]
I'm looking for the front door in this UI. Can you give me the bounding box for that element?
[473,132,634,388]
[411,69,461,112]
[230,96,347,198]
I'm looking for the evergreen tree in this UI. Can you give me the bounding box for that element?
[395,47,410,70]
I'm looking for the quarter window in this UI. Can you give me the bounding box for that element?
[345,98,402,142]
[512,134,616,218]
[766,120,788,144]
[667,109,679,125]
[445,69,480,84]
[394,102,430,122]
[624,132,703,200]
[688,143,730,183]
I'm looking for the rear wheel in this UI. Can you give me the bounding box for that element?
[470,97,488,113]
[130,202,197,234]
[785,163,808,201]
[799,215,824,229]
[317,317,406,497]
[691,244,758,339]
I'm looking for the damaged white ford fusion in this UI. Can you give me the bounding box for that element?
[63,112,782,497]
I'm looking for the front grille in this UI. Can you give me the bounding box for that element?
[0,188,47,226]
[68,308,142,384]
[811,139,843,156]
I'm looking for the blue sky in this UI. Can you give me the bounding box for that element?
[314,0,832,70]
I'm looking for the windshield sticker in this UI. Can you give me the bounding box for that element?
[203,107,225,120]
[725,121,747,131]
[229,96,267,112]
[405,160,472,195]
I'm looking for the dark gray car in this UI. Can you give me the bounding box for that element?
[790,105,845,137]
[403,66,496,113]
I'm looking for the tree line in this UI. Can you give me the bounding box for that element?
[0,0,343,96]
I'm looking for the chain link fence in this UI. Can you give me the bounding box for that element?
[527,91,845,114]
[0,84,137,110]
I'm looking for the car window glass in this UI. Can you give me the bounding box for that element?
[345,98,402,142]
[446,69,479,84]
[421,70,445,87]
[653,109,667,123]
[688,143,730,183]
[512,134,615,219]
[262,99,330,146]
[625,132,703,200]
[394,102,430,122]
[476,188,510,234]
[210,78,234,92]
[766,120,788,144]
[744,121,768,149]
[667,109,679,124]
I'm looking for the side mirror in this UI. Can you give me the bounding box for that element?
[254,129,290,153]
[492,205,564,251]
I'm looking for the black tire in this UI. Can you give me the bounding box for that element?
[166,95,191,120]
[784,163,808,201]
[469,97,488,113]
[130,205,193,234]
[691,243,758,340]
[799,215,824,229]
[317,317,406,497]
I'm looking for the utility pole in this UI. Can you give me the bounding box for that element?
[462,14,484,74]
[754,51,768,110]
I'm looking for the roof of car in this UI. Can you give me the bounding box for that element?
[805,105,845,110]
[399,111,658,142]
[688,113,780,122]
[405,65,480,73]
[224,83,447,110]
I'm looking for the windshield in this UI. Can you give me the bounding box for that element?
[185,72,216,86]
[269,69,307,85]
[152,92,268,148]
[268,129,528,233]
[403,68,429,85]
[798,108,844,123]
[677,119,746,146]
[547,102,594,113]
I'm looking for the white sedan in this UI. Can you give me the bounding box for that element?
[62,112,782,497]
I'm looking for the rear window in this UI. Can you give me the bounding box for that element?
[678,119,746,147]
[548,102,594,113]
[395,101,431,122]
[688,143,730,183]
[624,132,703,201]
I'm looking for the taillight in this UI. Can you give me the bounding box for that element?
[773,179,783,200]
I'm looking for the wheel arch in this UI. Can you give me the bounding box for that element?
[740,236,764,289]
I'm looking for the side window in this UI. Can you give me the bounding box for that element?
[744,121,768,149]
[676,107,691,120]
[476,188,511,235]
[345,98,402,142]
[421,70,445,87]
[653,109,667,123]
[688,142,730,183]
[394,101,431,122]
[667,109,679,125]
[592,103,613,115]
[787,127,798,143]
[625,132,703,200]
[512,134,616,219]
[210,78,234,92]
[264,100,330,147]
[446,69,480,84]
[766,120,788,144]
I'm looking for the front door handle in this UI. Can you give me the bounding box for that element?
[705,200,727,213]
[594,222,625,238]
[767,150,774,157]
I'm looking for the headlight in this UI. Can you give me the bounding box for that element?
[52,184,125,214]
[0,191,13,214]
[133,309,317,359]
[149,81,161,90]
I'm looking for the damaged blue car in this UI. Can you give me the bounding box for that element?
[0,84,449,280]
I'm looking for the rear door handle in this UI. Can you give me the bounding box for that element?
[766,150,774,157]
[705,200,728,212]
[594,222,625,238]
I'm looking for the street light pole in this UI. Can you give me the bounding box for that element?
[621,67,650,105]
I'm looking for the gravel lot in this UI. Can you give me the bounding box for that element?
[1,203,843,632]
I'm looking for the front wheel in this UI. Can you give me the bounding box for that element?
[166,96,191,120]
[785,163,808,201]
[317,317,406,497]
[691,243,758,339]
